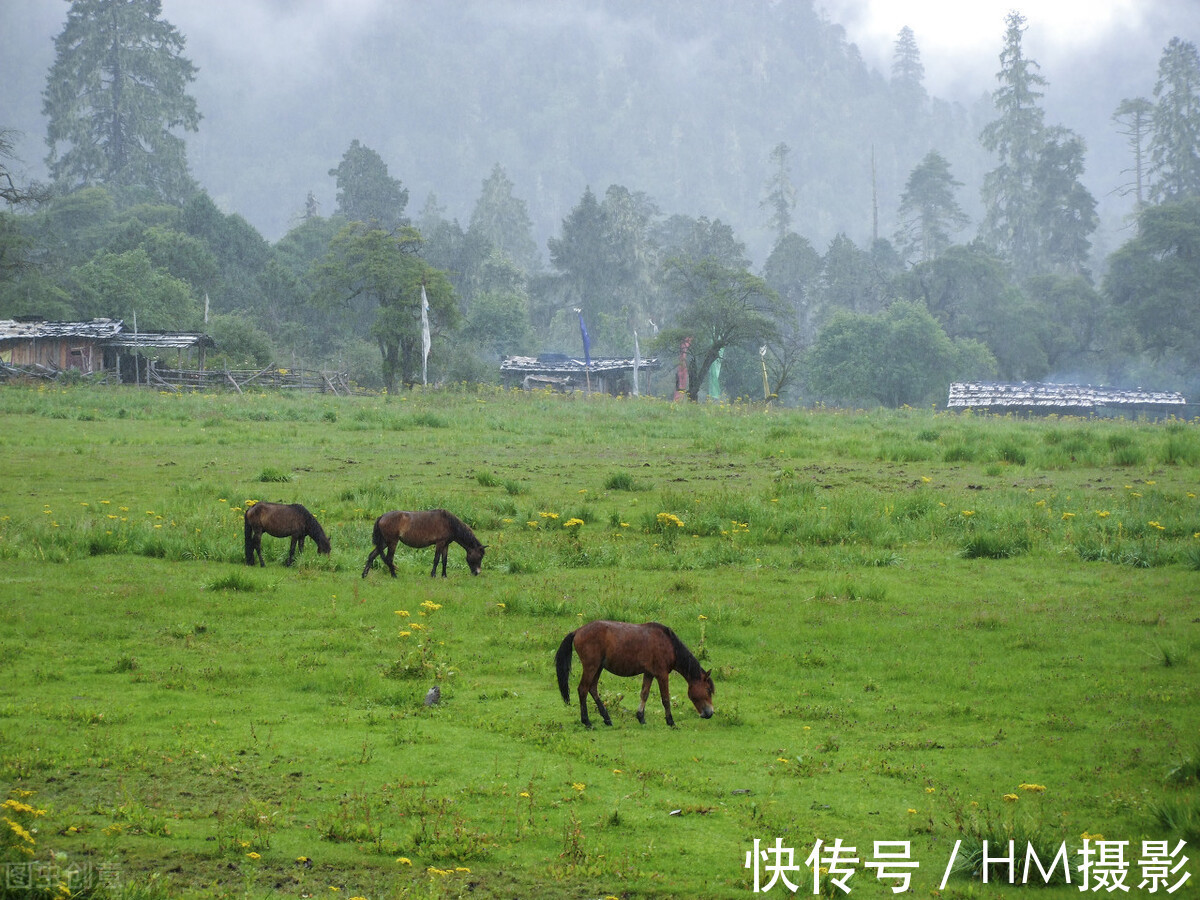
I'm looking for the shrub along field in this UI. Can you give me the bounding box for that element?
[0,384,1197,899]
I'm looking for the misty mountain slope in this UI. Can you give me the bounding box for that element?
[179,0,988,258]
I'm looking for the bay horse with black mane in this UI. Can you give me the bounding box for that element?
[556,620,714,727]
[244,501,331,567]
[361,509,486,578]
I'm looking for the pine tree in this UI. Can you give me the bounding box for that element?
[328,140,408,229]
[467,164,540,274]
[979,12,1046,273]
[894,151,968,264]
[42,0,200,203]
[1112,97,1154,216]
[1148,38,1200,203]
[891,26,927,117]
[760,142,797,245]
[979,12,1096,277]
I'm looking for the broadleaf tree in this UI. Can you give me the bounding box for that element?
[315,222,456,392]
[658,255,780,402]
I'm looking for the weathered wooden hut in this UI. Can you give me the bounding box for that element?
[0,317,124,375]
[500,353,661,396]
[0,317,214,380]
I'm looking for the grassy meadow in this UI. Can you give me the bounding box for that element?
[0,383,1197,899]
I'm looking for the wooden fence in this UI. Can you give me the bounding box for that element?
[146,362,352,394]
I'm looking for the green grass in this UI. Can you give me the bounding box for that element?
[0,385,1197,898]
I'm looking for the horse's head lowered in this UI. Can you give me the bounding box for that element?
[466,543,486,575]
[688,668,715,719]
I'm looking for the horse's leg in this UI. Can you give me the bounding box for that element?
[575,675,591,727]
[285,535,298,566]
[362,545,379,578]
[254,529,265,567]
[657,674,675,727]
[384,541,398,578]
[586,665,612,727]
[431,541,448,577]
[636,673,654,725]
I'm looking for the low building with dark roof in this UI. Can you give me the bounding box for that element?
[0,317,214,380]
[501,353,661,396]
[948,381,1187,417]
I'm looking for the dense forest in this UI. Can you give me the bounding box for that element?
[2,0,1199,404]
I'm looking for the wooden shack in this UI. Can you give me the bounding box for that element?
[0,317,124,375]
[0,317,214,381]
[501,353,661,396]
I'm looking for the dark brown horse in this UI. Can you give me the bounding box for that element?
[361,509,486,578]
[244,501,331,567]
[555,620,714,727]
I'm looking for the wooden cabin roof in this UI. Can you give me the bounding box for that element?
[0,318,213,350]
[948,381,1186,411]
[0,318,124,341]
[501,354,661,375]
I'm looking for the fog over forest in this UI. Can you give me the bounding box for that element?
[3,0,1197,265]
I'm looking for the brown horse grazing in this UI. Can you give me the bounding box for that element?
[244,501,331,567]
[361,509,486,578]
[556,620,714,727]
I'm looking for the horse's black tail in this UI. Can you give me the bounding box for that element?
[244,512,255,565]
[555,631,577,703]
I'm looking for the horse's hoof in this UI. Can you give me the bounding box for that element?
[603,719,613,727]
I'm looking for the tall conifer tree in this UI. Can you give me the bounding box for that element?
[1148,38,1200,203]
[43,0,200,203]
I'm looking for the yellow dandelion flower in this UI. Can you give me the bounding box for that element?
[1062,512,1075,520]
[1002,793,1019,803]
[421,601,442,611]
[907,808,917,814]
[247,852,261,859]
[519,792,530,798]
[572,782,585,791]
[396,856,412,865]
[395,610,410,617]
[1019,783,1046,793]
[399,631,411,638]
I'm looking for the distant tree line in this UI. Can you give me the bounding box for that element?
[2,3,1199,405]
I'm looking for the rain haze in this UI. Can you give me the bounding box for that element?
[2,0,1198,258]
